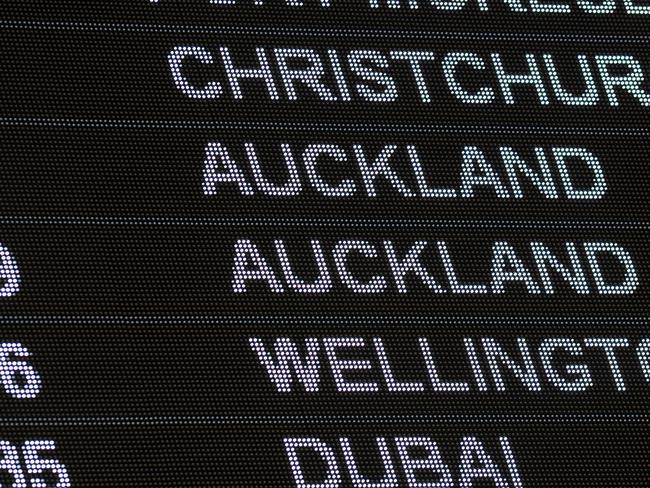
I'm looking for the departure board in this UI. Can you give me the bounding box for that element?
[0,1,648,486]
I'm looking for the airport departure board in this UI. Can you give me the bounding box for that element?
[0,1,648,486]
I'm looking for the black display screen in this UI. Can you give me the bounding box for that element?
[0,1,648,486]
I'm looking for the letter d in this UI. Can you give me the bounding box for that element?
[553,147,607,200]
[585,242,639,294]
[284,437,341,488]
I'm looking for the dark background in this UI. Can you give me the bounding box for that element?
[0,1,648,486]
